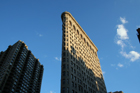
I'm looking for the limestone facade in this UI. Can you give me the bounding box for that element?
[61,12,107,93]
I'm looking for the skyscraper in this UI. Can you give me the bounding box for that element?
[0,40,43,93]
[61,12,107,93]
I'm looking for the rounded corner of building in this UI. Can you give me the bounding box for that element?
[61,11,71,21]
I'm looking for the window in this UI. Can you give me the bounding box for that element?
[67,64,69,69]
[72,90,74,93]
[67,79,69,84]
[78,78,79,83]
[84,38,86,43]
[63,64,65,69]
[80,80,82,84]
[79,85,81,91]
[75,83,77,88]
[71,61,73,65]
[81,34,82,39]
[69,21,72,26]
[72,82,74,87]
[63,71,65,76]
[63,52,65,56]
[74,76,76,81]
[63,79,65,84]
[74,69,76,74]
[63,58,65,62]
[63,87,65,93]
[84,90,86,93]
[67,71,69,76]
[71,74,73,79]
[74,63,75,67]
[77,30,79,35]
[87,42,89,46]
[71,67,73,72]
[67,87,69,93]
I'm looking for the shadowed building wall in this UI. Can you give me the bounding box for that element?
[0,40,43,93]
[60,12,107,93]
[108,91,123,93]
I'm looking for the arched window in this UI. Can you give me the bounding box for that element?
[93,49,94,53]
[77,30,79,35]
[69,21,72,26]
[80,34,82,39]
[73,25,76,31]
[84,38,86,43]
[87,42,89,46]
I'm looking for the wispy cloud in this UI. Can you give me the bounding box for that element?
[117,24,129,40]
[39,34,43,37]
[120,51,140,62]
[115,17,140,62]
[50,91,56,93]
[117,40,125,49]
[36,32,43,37]
[120,17,128,24]
[118,63,123,67]
[55,57,61,61]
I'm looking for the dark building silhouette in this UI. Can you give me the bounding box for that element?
[108,91,123,93]
[137,28,140,43]
[60,11,107,93]
[0,40,43,93]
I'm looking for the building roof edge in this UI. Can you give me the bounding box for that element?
[61,11,98,51]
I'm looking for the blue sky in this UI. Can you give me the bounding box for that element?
[0,0,140,93]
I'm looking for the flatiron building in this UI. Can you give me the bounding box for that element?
[0,40,43,93]
[61,12,107,93]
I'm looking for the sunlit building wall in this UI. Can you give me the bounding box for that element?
[0,40,43,93]
[60,12,107,93]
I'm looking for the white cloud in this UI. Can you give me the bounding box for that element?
[55,57,59,60]
[120,17,128,24]
[60,58,61,61]
[55,57,61,61]
[120,51,140,62]
[118,63,123,67]
[115,17,140,62]
[117,24,129,40]
[36,32,43,37]
[39,34,43,37]
[117,40,125,49]
[50,91,56,93]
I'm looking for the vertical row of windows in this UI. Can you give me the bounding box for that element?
[62,87,69,93]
